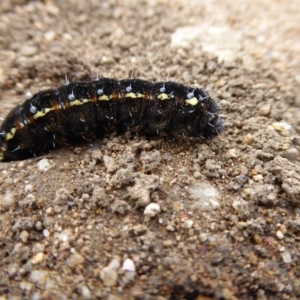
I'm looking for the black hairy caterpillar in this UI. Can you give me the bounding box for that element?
[0,78,224,161]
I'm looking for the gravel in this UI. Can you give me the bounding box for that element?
[0,0,300,299]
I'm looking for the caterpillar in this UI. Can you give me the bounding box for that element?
[0,78,224,162]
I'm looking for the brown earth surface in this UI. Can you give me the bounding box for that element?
[0,0,300,299]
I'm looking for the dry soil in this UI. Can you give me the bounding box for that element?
[0,0,300,299]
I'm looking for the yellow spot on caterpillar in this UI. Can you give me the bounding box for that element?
[0,152,4,161]
[98,95,110,101]
[125,92,143,99]
[185,97,198,106]
[69,98,90,107]
[33,108,54,120]
[5,127,17,141]
[158,93,174,100]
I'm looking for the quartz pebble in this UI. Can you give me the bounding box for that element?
[188,182,220,209]
[144,203,161,217]
[38,158,52,171]
[276,230,284,240]
[281,251,292,263]
[122,258,136,272]
[43,229,50,238]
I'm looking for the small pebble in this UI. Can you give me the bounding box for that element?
[259,103,271,116]
[253,174,263,181]
[7,264,19,278]
[44,30,56,41]
[31,252,45,264]
[282,148,299,161]
[59,229,72,242]
[67,253,85,267]
[81,285,92,299]
[103,155,115,172]
[100,267,118,287]
[1,192,15,208]
[122,258,136,272]
[43,229,50,238]
[35,221,43,231]
[19,281,33,292]
[199,233,208,242]
[207,60,217,72]
[24,184,34,193]
[19,230,29,243]
[29,270,49,284]
[166,224,175,231]
[38,158,52,171]
[228,148,238,158]
[280,224,287,234]
[181,219,194,229]
[272,122,291,134]
[232,200,243,211]
[188,182,220,209]
[281,251,292,263]
[243,134,254,145]
[163,240,173,247]
[144,203,161,217]
[32,243,45,254]
[20,45,37,56]
[193,171,201,179]
[276,230,284,240]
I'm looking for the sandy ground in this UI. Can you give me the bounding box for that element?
[0,0,300,299]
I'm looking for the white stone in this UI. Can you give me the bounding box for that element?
[122,258,136,272]
[281,251,292,263]
[188,182,220,210]
[24,184,34,193]
[181,219,194,229]
[276,230,284,240]
[144,203,161,217]
[43,229,50,238]
[38,159,52,171]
